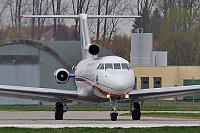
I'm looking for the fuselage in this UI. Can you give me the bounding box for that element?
[75,56,135,102]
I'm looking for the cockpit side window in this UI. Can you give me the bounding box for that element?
[114,63,121,69]
[128,63,132,69]
[105,63,113,70]
[97,63,104,69]
[122,63,129,70]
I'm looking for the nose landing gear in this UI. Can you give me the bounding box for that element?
[110,97,119,121]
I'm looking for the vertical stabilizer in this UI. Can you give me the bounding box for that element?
[79,14,93,59]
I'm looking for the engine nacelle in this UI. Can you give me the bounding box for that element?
[54,68,70,84]
[88,44,100,55]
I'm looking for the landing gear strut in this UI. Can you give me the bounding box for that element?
[55,102,67,120]
[110,98,118,121]
[130,100,141,120]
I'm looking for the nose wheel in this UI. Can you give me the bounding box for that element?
[110,98,118,121]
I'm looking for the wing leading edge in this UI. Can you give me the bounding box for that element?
[0,85,78,102]
[129,85,200,100]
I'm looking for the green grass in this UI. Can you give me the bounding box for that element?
[0,104,128,111]
[0,127,200,133]
[0,105,55,111]
[141,100,200,111]
[0,100,199,111]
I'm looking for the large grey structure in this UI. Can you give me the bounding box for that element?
[130,29,167,66]
[0,39,113,104]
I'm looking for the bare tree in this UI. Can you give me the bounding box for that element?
[7,0,23,30]
[51,0,70,40]
[131,0,154,32]
[113,34,131,61]
[0,1,9,21]
[96,0,102,43]
[30,0,51,40]
[71,0,91,40]
[51,0,61,40]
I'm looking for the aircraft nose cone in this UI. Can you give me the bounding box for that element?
[113,79,124,88]
[111,75,132,90]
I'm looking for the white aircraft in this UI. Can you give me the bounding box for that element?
[0,13,200,121]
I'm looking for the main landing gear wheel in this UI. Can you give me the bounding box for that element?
[55,102,63,120]
[130,102,141,120]
[110,98,118,121]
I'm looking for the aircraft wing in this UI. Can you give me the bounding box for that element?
[0,85,78,102]
[129,85,200,100]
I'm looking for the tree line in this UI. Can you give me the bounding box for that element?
[0,0,200,65]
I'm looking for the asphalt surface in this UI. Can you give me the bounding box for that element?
[0,111,199,128]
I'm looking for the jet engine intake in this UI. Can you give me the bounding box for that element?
[89,44,100,55]
[54,68,70,84]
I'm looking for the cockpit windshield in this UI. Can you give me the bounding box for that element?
[105,63,113,70]
[97,63,131,70]
[121,63,129,69]
[97,63,104,69]
[114,63,121,69]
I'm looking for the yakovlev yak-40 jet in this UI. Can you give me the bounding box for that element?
[0,13,199,121]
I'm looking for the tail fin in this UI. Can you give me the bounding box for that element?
[20,14,142,59]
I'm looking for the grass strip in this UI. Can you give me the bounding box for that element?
[0,127,200,133]
[0,100,199,111]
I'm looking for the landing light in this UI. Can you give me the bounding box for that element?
[125,93,129,99]
[106,94,111,99]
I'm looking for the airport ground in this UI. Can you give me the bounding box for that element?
[0,100,199,132]
[0,111,199,128]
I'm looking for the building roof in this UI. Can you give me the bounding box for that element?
[0,39,113,69]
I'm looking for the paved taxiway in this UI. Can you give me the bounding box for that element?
[0,111,199,128]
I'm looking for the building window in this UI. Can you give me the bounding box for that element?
[154,77,162,88]
[141,77,149,89]
[133,77,137,90]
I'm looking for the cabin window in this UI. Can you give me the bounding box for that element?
[121,63,129,69]
[114,63,121,69]
[97,63,104,69]
[105,63,113,70]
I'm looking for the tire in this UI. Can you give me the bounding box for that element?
[55,102,63,120]
[111,113,118,121]
[131,102,141,120]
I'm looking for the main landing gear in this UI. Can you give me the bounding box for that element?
[130,100,141,120]
[55,102,68,120]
